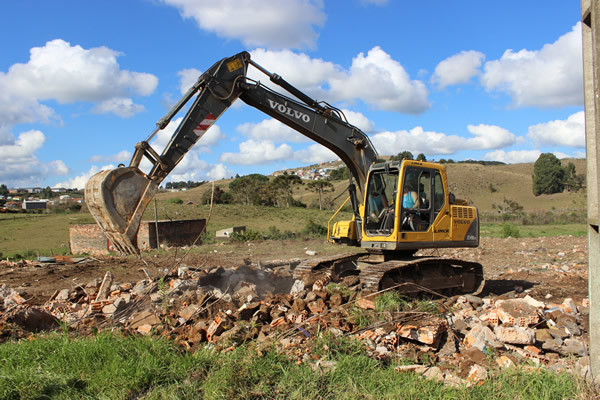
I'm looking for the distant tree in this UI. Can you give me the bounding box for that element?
[306,180,334,210]
[268,174,303,207]
[229,174,269,205]
[492,197,524,220]
[329,167,350,181]
[416,153,427,161]
[201,185,231,204]
[562,162,583,192]
[532,153,565,196]
[41,186,54,199]
[393,151,414,161]
[0,184,8,196]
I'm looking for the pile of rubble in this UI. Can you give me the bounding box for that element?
[0,259,590,387]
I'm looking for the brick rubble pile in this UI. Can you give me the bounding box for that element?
[0,258,590,387]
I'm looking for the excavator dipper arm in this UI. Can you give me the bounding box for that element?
[85,51,378,254]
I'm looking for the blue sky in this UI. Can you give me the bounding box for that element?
[0,0,584,189]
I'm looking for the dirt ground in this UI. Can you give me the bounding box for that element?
[0,235,589,306]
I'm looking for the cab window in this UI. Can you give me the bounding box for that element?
[365,169,398,235]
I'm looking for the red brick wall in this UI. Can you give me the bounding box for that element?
[69,223,109,255]
[70,219,206,255]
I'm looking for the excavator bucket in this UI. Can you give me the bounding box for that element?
[85,167,158,255]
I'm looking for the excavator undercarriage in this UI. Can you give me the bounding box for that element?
[293,252,484,296]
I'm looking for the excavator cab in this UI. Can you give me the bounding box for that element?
[357,160,479,252]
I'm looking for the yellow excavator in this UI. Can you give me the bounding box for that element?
[85,51,483,295]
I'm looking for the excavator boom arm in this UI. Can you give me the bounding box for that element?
[86,51,378,254]
[140,51,378,192]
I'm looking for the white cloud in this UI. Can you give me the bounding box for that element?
[219,140,294,165]
[248,48,339,99]
[528,111,585,148]
[0,92,57,134]
[237,118,307,143]
[0,130,44,159]
[54,164,114,190]
[0,38,157,142]
[341,109,375,132]
[162,0,326,49]
[92,97,145,117]
[1,39,157,104]
[208,164,235,180]
[329,47,430,113]
[484,149,542,164]
[0,129,70,187]
[371,127,463,156]
[432,50,485,89]
[294,144,337,164]
[178,68,202,94]
[464,124,516,150]
[161,158,235,184]
[370,123,516,156]
[250,47,429,114]
[481,23,583,108]
[88,150,132,164]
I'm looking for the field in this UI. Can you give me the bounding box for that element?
[0,160,595,399]
[0,159,588,258]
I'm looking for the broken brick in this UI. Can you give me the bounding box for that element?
[307,298,326,314]
[356,298,375,310]
[207,316,224,341]
[96,271,114,302]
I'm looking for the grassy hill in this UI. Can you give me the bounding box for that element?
[158,158,587,215]
[0,159,586,258]
[444,159,586,213]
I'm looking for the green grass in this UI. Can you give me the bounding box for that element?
[0,203,352,258]
[0,199,588,259]
[480,222,587,238]
[0,332,583,399]
[0,214,75,258]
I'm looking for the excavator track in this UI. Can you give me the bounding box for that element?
[293,254,484,296]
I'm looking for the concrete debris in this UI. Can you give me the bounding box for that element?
[493,326,535,345]
[0,284,27,310]
[0,257,590,387]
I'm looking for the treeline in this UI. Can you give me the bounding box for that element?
[202,173,337,210]
[389,151,505,166]
[164,181,207,190]
[201,174,304,207]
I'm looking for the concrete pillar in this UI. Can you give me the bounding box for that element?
[582,0,600,382]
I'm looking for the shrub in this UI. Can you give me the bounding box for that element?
[302,219,327,237]
[501,223,520,238]
[167,198,183,204]
[230,229,263,242]
[266,226,295,240]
